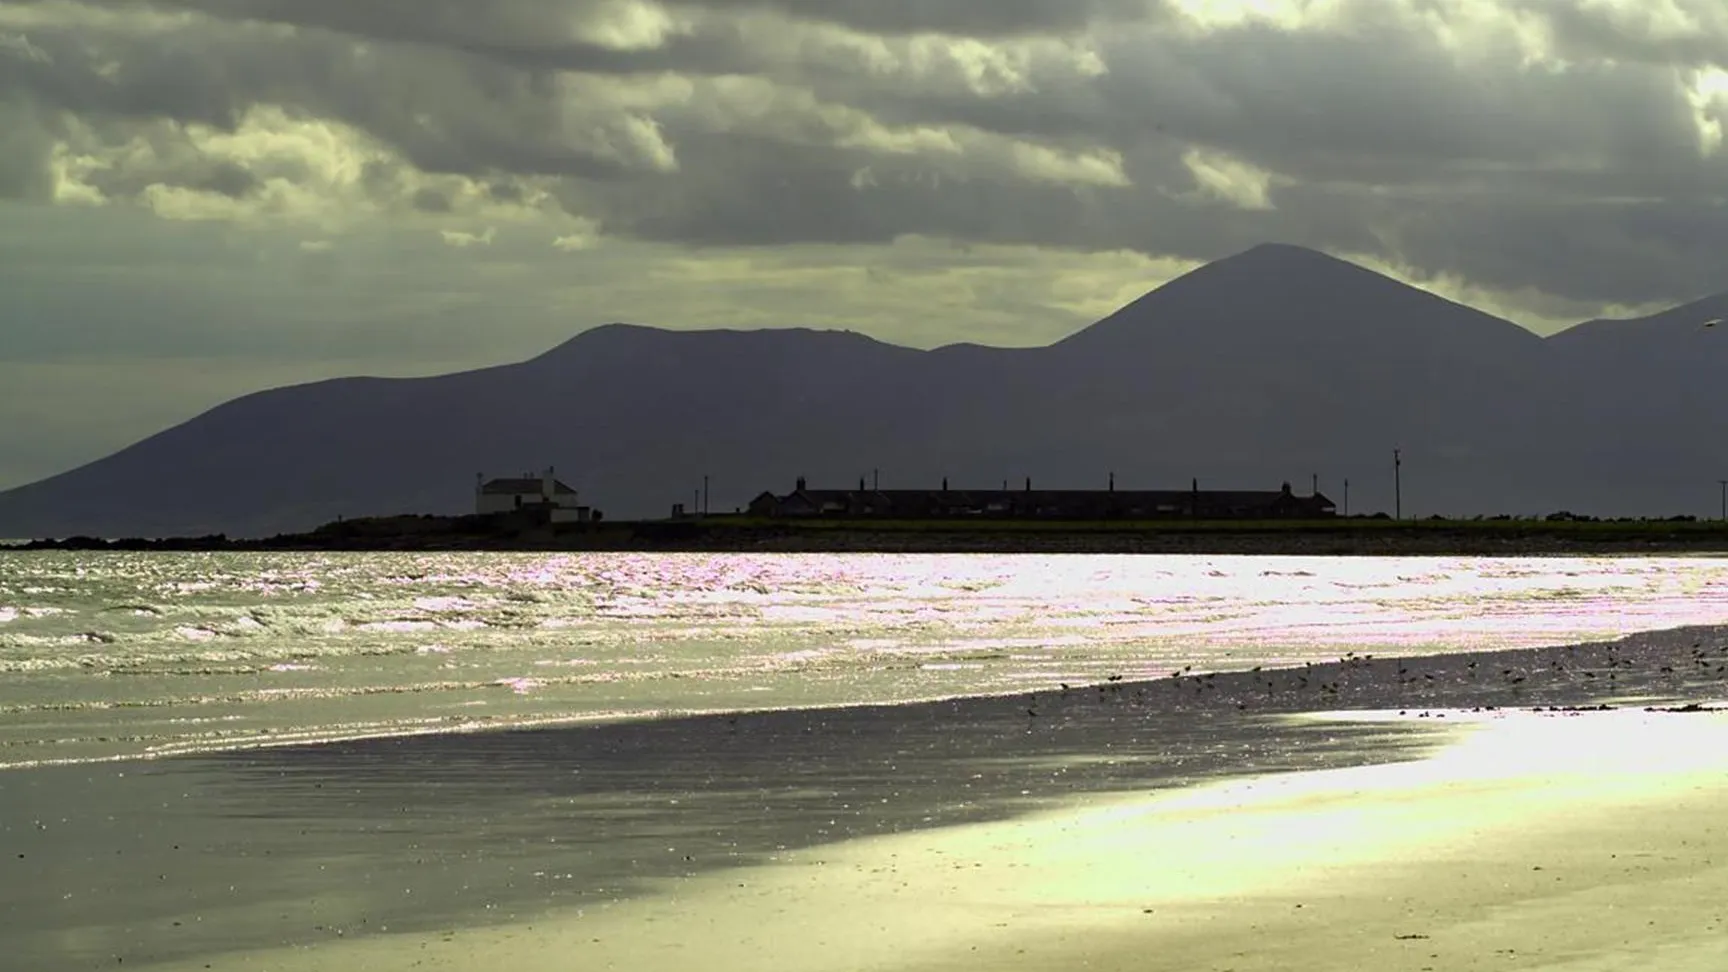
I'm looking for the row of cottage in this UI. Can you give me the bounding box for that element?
[746,477,1337,519]
[474,469,1339,522]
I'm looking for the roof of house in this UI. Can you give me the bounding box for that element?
[480,477,578,496]
[768,487,1333,509]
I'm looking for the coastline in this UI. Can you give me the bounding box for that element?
[7,622,1728,970]
[8,514,1728,556]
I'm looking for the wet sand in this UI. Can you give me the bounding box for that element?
[6,625,1728,971]
[201,711,1727,972]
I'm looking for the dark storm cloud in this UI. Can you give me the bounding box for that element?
[0,12,682,192]
[1094,23,1695,175]
[5,0,1728,311]
[0,21,246,127]
[1514,0,1728,67]
[674,0,1167,35]
[1369,195,1728,306]
[43,0,1169,43]
[592,130,1116,247]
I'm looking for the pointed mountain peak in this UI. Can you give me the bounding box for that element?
[1057,241,1538,351]
[1185,242,1389,286]
[1225,241,1346,263]
[1085,242,1409,325]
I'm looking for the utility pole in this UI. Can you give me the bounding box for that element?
[1393,449,1402,520]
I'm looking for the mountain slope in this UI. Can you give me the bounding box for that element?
[1534,295,1728,511]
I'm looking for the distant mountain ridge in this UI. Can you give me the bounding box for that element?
[5,243,1728,538]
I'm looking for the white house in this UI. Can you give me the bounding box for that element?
[475,468,591,523]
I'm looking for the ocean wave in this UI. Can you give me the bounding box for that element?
[99,604,163,616]
[4,551,1728,770]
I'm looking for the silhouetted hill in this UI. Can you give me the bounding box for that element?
[1028,243,1562,507]
[2,244,1722,537]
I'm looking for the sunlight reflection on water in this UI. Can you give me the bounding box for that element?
[0,551,1723,766]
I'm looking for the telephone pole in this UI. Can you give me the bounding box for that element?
[1393,449,1402,520]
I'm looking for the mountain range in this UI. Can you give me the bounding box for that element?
[5,242,1728,538]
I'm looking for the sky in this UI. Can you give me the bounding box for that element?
[3,0,1728,490]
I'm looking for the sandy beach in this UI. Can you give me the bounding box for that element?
[223,712,1725,972]
[6,622,1726,972]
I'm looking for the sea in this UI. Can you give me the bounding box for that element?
[5,550,1727,771]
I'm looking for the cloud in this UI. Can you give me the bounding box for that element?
[1518,0,1728,67]
[1179,147,1282,210]
[0,28,48,62]
[5,0,1725,298]
[552,224,601,250]
[440,227,497,248]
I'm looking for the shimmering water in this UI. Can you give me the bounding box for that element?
[2,551,1725,768]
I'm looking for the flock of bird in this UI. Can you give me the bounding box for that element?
[1018,637,1728,721]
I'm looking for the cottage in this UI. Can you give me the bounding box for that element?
[476,468,593,523]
